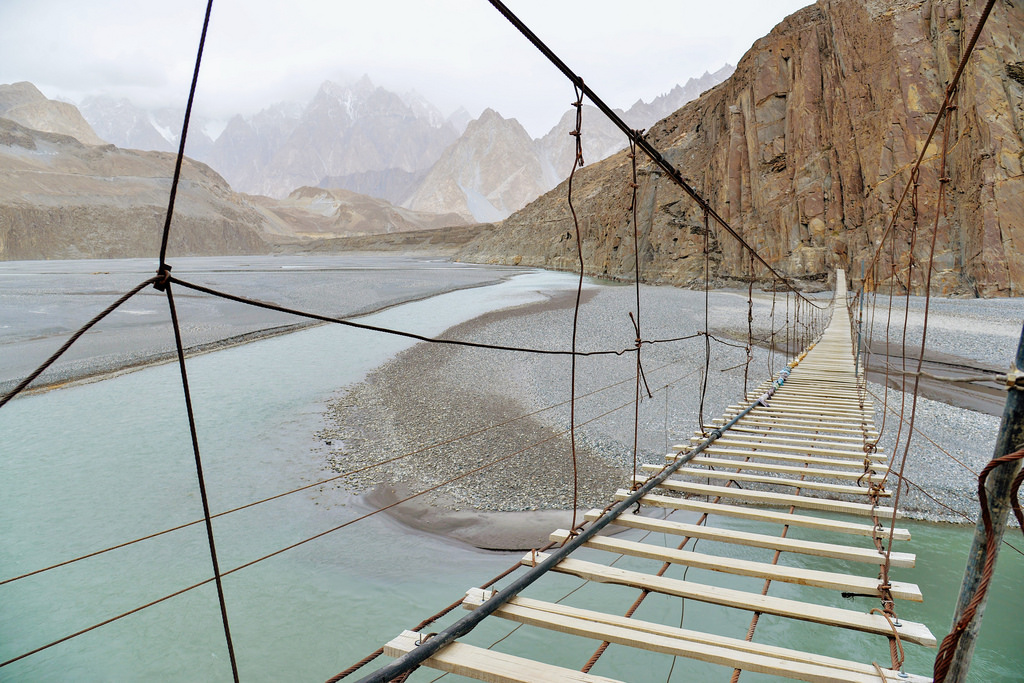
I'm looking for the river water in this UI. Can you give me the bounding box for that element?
[1,258,1021,682]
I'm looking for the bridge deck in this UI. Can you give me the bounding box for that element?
[369,270,934,682]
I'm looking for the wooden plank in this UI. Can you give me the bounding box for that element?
[693,446,879,469]
[691,435,879,457]
[688,432,872,454]
[679,455,888,482]
[462,591,932,683]
[639,477,900,519]
[730,403,869,419]
[548,529,921,600]
[613,491,911,540]
[755,398,872,413]
[589,506,915,566]
[714,418,879,438]
[524,554,935,646]
[688,438,887,461]
[384,630,622,682]
[735,406,873,423]
[642,463,890,497]
[706,425,868,443]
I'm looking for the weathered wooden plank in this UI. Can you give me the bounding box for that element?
[697,431,874,453]
[705,425,868,443]
[688,438,887,461]
[461,591,932,683]
[641,463,890,497]
[548,529,920,600]
[677,455,888,482]
[523,554,935,646]
[589,506,914,565]
[638,476,900,519]
[384,630,622,682]
[714,417,878,437]
[694,445,878,470]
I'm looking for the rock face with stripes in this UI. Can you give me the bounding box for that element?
[363,271,936,682]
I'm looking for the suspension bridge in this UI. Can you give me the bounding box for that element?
[2,0,1020,681]
[354,269,935,682]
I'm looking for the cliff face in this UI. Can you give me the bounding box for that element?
[458,0,1024,296]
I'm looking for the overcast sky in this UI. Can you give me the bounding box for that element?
[1,0,812,138]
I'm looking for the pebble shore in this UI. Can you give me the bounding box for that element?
[318,279,1015,527]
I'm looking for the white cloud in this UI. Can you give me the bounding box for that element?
[1,0,812,137]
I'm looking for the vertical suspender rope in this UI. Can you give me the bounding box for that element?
[151,1,239,679]
[163,281,240,682]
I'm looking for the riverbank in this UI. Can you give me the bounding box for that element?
[0,254,521,397]
[320,281,1015,545]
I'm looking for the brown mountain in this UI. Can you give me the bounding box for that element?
[0,117,275,260]
[0,82,106,146]
[458,0,1024,296]
[251,186,467,240]
[0,86,473,259]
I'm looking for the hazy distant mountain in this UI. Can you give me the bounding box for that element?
[414,65,735,222]
[0,82,106,146]
[236,77,459,198]
[536,104,630,183]
[624,64,735,131]
[205,102,304,196]
[251,186,467,239]
[446,107,473,136]
[404,109,554,223]
[0,84,474,259]
[78,94,215,158]
[317,167,427,206]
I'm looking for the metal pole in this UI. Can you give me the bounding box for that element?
[944,322,1024,682]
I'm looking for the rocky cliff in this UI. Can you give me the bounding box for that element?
[458,0,1024,296]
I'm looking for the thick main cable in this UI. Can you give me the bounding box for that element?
[484,0,823,310]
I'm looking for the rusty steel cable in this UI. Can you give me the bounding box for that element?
[157,0,213,269]
[698,207,711,436]
[628,133,643,485]
[566,83,586,534]
[882,94,957,586]
[745,254,754,396]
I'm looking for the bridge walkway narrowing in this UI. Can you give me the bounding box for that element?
[371,270,935,682]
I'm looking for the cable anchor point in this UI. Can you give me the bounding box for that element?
[154,264,172,291]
